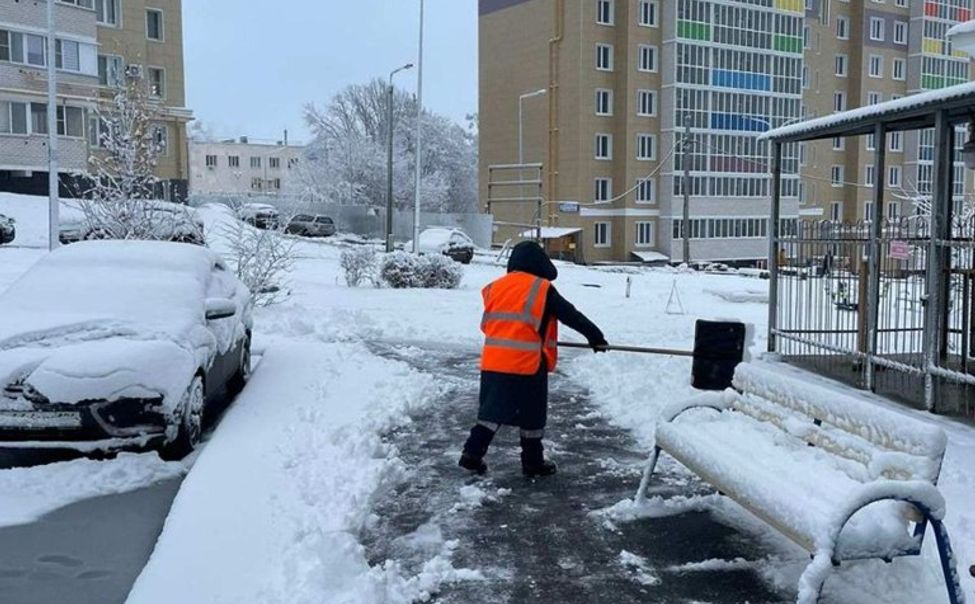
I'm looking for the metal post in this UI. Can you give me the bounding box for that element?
[46,0,59,251]
[925,110,951,412]
[768,141,783,353]
[412,0,424,254]
[682,118,692,265]
[865,123,886,392]
[385,81,395,252]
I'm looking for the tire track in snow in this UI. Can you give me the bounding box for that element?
[363,342,788,603]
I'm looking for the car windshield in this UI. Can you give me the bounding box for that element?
[294,215,313,222]
[315,217,333,224]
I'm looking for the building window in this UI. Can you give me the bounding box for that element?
[832,137,845,151]
[635,178,655,203]
[637,90,656,117]
[269,157,281,169]
[867,91,882,105]
[835,54,848,77]
[0,31,47,67]
[98,54,124,87]
[595,44,613,71]
[95,0,120,26]
[595,133,612,160]
[836,16,849,40]
[251,178,263,191]
[893,21,907,45]
[596,0,614,25]
[830,202,843,222]
[635,222,655,247]
[148,67,165,97]
[865,202,874,221]
[888,165,901,187]
[594,178,612,202]
[868,55,883,78]
[0,101,29,135]
[865,164,875,186]
[153,124,168,155]
[833,91,846,112]
[638,45,657,72]
[869,17,885,42]
[251,156,262,169]
[595,88,613,116]
[594,222,611,247]
[831,165,844,187]
[892,58,905,81]
[206,155,218,168]
[636,134,656,160]
[889,131,903,152]
[56,106,84,137]
[866,132,876,151]
[146,9,164,42]
[888,202,900,220]
[638,0,658,27]
[228,155,240,168]
[55,40,81,72]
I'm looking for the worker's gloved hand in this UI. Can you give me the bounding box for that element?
[589,336,609,353]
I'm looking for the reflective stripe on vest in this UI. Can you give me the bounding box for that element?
[480,272,558,375]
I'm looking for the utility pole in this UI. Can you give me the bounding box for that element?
[682,117,692,266]
[412,0,425,253]
[386,63,414,252]
[46,0,59,251]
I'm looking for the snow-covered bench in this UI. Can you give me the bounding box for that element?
[636,361,964,604]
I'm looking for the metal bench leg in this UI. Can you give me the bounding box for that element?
[930,517,965,604]
[634,446,661,502]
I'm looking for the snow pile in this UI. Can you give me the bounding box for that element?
[0,453,185,528]
[617,550,661,586]
[126,342,478,604]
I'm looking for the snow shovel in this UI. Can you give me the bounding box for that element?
[558,319,747,391]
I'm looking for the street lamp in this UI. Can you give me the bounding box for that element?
[46,0,59,251]
[412,0,425,254]
[386,62,414,252]
[518,88,548,166]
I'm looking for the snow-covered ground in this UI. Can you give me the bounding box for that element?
[0,193,972,603]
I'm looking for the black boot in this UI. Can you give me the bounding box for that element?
[520,437,557,478]
[459,424,495,475]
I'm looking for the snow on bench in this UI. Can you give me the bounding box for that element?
[635,361,965,604]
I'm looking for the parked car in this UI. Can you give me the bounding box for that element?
[240,203,280,230]
[286,214,336,238]
[0,240,253,459]
[59,202,205,246]
[0,214,14,245]
[408,227,475,264]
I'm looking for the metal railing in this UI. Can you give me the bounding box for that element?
[772,217,974,418]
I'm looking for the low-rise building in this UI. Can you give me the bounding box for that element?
[188,138,305,197]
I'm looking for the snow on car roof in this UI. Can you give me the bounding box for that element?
[0,241,216,338]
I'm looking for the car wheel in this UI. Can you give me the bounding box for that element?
[228,337,252,394]
[161,375,205,460]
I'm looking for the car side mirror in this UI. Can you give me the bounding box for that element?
[205,298,237,321]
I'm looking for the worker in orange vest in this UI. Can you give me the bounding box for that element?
[459,241,607,478]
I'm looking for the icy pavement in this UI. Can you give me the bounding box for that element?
[363,343,787,603]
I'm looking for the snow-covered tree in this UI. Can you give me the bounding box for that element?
[296,79,477,214]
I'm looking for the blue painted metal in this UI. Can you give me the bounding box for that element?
[711,69,771,92]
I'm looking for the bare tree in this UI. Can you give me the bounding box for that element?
[220,200,298,306]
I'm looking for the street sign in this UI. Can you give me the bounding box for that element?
[558,202,581,213]
[889,240,911,260]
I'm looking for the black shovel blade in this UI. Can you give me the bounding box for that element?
[692,320,747,391]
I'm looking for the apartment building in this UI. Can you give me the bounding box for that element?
[801,0,973,223]
[0,0,191,200]
[189,138,305,197]
[480,0,805,264]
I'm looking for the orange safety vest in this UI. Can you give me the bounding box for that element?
[480,272,558,375]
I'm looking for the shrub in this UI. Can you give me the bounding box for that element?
[420,253,464,289]
[340,247,378,287]
[380,251,424,289]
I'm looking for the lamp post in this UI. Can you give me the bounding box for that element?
[386,63,414,253]
[46,0,59,251]
[518,88,548,167]
[412,0,425,254]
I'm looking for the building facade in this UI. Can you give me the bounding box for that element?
[801,0,973,224]
[188,138,305,197]
[0,0,191,200]
[480,0,973,264]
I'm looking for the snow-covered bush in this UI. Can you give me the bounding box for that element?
[420,253,463,289]
[340,247,378,287]
[222,204,298,306]
[379,251,423,289]
[378,252,463,290]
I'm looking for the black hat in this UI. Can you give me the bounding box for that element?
[507,241,558,281]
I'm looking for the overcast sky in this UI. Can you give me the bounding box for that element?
[182,1,478,144]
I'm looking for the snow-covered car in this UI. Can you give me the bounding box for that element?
[286,214,336,237]
[239,203,280,230]
[0,214,14,245]
[407,227,475,264]
[59,201,206,246]
[0,241,253,459]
